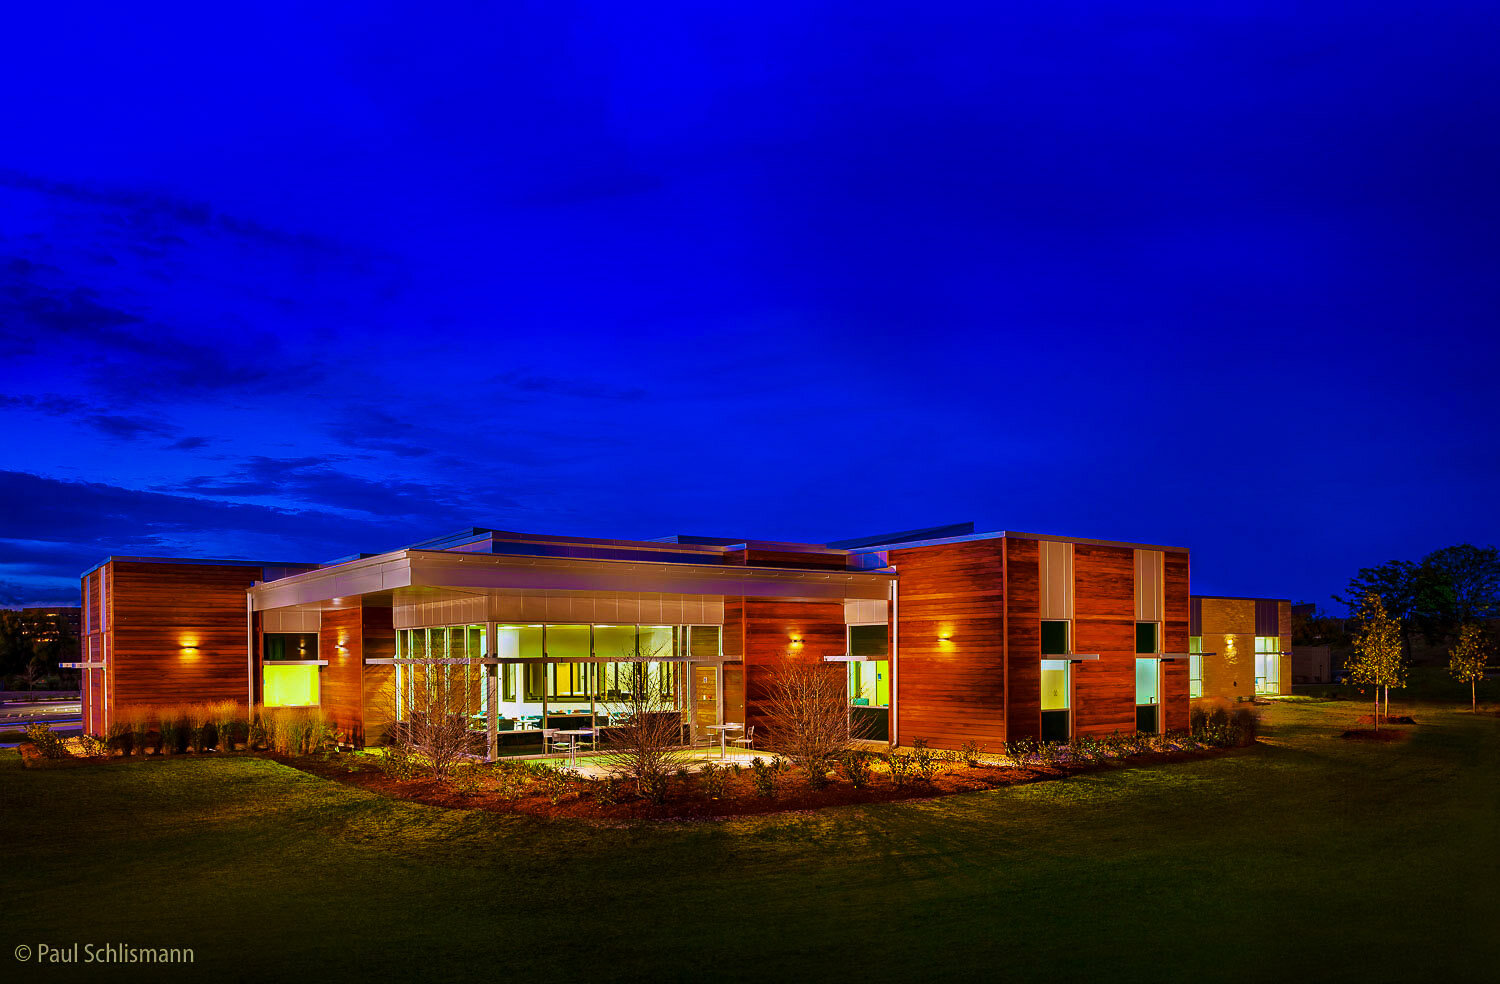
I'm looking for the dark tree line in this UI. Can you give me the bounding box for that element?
[1297,543,1500,663]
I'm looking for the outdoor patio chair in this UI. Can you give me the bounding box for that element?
[730,725,755,750]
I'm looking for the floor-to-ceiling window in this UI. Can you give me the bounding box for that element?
[1189,636,1203,699]
[1254,636,1280,694]
[394,622,716,745]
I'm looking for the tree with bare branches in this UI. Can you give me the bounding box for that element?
[377,661,481,779]
[760,654,852,785]
[598,640,687,803]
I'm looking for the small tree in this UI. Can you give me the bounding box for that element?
[760,654,852,784]
[598,641,687,803]
[1447,623,1488,713]
[379,662,481,779]
[1347,592,1406,729]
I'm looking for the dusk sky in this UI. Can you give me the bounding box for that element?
[2,2,1496,609]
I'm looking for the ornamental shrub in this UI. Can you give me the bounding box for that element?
[837,748,873,788]
[750,756,779,798]
[25,722,68,759]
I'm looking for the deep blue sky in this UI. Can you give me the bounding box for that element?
[2,1,1496,609]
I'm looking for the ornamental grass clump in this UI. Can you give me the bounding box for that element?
[157,707,181,755]
[212,700,242,751]
[122,706,151,756]
[103,720,131,756]
[247,706,270,750]
[185,703,212,753]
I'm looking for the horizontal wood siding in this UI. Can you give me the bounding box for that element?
[107,561,259,722]
[735,597,847,737]
[319,608,363,743]
[361,605,396,746]
[1005,537,1041,741]
[888,539,1006,749]
[1071,544,1136,735]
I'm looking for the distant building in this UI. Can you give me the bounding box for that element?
[18,607,81,642]
[1292,646,1332,684]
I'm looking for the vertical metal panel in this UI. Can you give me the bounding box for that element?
[1134,550,1163,622]
[1255,599,1279,636]
[1038,540,1073,619]
[1189,597,1202,636]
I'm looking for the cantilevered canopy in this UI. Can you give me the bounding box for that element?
[250,548,893,611]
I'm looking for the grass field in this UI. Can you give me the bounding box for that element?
[5,699,1497,982]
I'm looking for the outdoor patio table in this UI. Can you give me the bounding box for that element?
[556,728,593,766]
[706,722,743,760]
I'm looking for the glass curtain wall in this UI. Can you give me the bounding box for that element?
[396,623,714,737]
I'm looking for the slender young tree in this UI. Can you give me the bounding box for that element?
[1447,623,1488,713]
[1347,592,1406,729]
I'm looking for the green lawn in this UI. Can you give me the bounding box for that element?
[5,700,1497,982]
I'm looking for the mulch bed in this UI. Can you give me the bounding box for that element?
[281,746,1237,821]
[1355,714,1417,726]
[1340,728,1409,743]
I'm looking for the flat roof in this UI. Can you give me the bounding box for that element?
[250,547,895,611]
[850,529,1190,554]
[1192,594,1293,603]
[81,555,319,578]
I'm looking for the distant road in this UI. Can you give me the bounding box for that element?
[1,700,82,720]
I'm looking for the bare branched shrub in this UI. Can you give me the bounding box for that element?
[378,663,480,779]
[760,655,852,783]
[598,644,687,803]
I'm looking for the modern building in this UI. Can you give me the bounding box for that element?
[74,524,1194,752]
[1188,596,1293,704]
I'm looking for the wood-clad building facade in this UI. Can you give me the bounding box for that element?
[75,524,1212,751]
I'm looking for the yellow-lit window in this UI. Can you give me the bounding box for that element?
[264,664,320,707]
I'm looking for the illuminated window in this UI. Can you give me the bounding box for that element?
[848,660,889,708]
[1254,636,1281,694]
[1041,658,1070,740]
[1189,637,1203,698]
[1135,622,1159,654]
[263,664,319,707]
[1040,620,1069,655]
[1135,657,1159,732]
